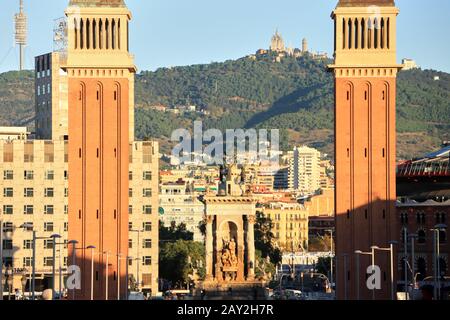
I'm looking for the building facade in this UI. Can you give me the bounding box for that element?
[287,146,322,194]
[329,0,402,300]
[0,140,159,297]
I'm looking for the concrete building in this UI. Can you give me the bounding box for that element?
[260,201,309,252]
[329,0,402,300]
[287,146,321,194]
[35,52,68,141]
[0,127,29,141]
[402,58,420,71]
[159,180,205,242]
[0,139,159,297]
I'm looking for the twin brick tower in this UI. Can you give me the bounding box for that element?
[60,0,401,300]
[330,0,401,300]
[66,0,134,300]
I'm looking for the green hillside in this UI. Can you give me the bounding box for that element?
[1,54,449,159]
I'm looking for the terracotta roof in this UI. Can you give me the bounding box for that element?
[338,0,395,6]
[69,0,125,7]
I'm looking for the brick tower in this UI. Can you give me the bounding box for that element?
[329,0,402,300]
[66,0,135,300]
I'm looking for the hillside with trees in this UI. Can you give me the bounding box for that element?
[1,54,449,159]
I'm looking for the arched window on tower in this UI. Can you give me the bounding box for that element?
[74,19,78,49]
[99,19,103,49]
[374,18,379,49]
[361,18,365,49]
[80,19,84,49]
[354,18,359,49]
[112,19,116,50]
[343,18,347,49]
[118,19,121,50]
[93,19,97,49]
[367,18,373,49]
[387,18,390,49]
[105,19,110,49]
[381,18,385,49]
[348,18,353,49]
[86,19,90,49]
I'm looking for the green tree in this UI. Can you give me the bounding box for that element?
[159,221,193,241]
[159,240,205,288]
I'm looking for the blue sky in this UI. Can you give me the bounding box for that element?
[0,0,449,73]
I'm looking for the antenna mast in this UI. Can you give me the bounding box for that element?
[14,0,28,70]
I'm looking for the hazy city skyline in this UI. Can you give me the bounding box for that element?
[0,0,449,73]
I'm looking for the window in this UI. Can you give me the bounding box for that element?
[44,239,54,249]
[44,188,54,197]
[46,170,54,180]
[143,171,152,181]
[128,222,133,231]
[439,230,447,244]
[143,222,152,232]
[129,171,133,180]
[3,188,13,197]
[129,205,133,214]
[65,188,69,197]
[143,239,152,249]
[2,239,13,250]
[24,205,34,215]
[44,142,54,163]
[23,240,33,249]
[3,170,13,180]
[128,239,133,249]
[24,170,34,180]
[142,256,152,266]
[3,143,13,162]
[44,205,54,215]
[417,230,426,244]
[129,188,133,197]
[3,222,14,233]
[23,257,32,267]
[64,170,68,180]
[143,205,152,215]
[43,257,54,267]
[44,222,54,232]
[64,222,68,232]
[24,143,34,162]
[64,205,68,215]
[3,205,13,215]
[143,188,152,197]
[23,222,33,232]
[24,188,34,197]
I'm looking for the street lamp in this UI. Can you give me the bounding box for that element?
[408,234,418,291]
[130,229,143,292]
[325,229,334,291]
[354,250,374,300]
[372,241,397,301]
[431,224,447,300]
[101,251,111,301]
[68,240,79,300]
[20,273,27,300]
[6,267,13,300]
[87,246,96,301]
[50,234,61,299]
[402,227,409,300]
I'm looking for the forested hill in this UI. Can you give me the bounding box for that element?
[1,53,449,159]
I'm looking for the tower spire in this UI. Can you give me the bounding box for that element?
[14,0,28,71]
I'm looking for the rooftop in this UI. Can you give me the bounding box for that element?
[69,0,126,7]
[337,0,395,6]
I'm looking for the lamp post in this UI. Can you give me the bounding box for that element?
[102,251,110,301]
[408,234,417,291]
[50,234,61,299]
[21,273,27,300]
[325,229,334,291]
[20,223,49,301]
[373,241,397,301]
[130,229,143,292]
[402,227,408,300]
[68,240,79,300]
[355,250,374,300]
[87,246,96,301]
[431,224,447,300]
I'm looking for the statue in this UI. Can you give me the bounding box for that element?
[221,238,238,281]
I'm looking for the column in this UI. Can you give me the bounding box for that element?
[247,216,256,280]
[205,215,214,280]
